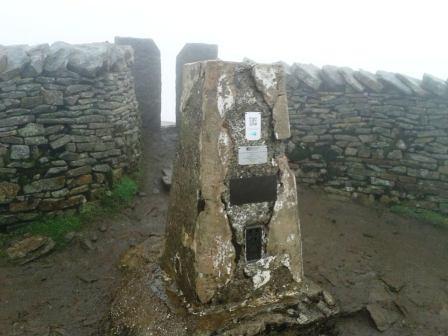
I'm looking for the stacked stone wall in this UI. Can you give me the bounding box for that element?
[115,37,161,130]
[286,64,448,213]
[0,42,141,228]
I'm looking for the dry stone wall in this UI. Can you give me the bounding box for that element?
[115,37,161,130]
[285,63,448,213]
[0,42,141,229]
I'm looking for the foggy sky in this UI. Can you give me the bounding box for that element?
[1,0,447,122]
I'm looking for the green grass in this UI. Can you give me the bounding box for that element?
[100,175,138,208]
[391,205,448,229]
[0,176,139,252]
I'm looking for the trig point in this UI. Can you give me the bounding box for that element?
[162,60,337,334]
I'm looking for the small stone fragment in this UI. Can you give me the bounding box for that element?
[322,290,336,307]
[90,233,98,242]
[6,235,55,264]
[80,237,95,251]
[77,274,98,283]
[0,182,20,203]
[366,302,400,332]
[64,231,76,243]
[161,167,172,190]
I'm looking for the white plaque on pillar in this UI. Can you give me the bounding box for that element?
[238,146,267,165]
[245,112,261,140]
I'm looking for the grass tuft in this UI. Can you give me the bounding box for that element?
[390,205,448,229]
[0,176,139,252]
[100,176,138,209]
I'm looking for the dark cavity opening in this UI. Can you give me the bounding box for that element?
[245,226,263,262]
[197,198,205,213]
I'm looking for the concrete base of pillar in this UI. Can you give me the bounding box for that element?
[105,257,339,336]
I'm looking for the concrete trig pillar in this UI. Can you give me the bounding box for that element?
[106,60,338,336]
[163,60,304,307]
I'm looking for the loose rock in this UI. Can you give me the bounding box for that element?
[6,235,55,264]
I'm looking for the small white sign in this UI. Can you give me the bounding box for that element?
[238,146,268,165]
[245,112,261,141]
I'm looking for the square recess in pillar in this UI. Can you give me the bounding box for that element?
[229,175,277,205]
[245,226,263,262]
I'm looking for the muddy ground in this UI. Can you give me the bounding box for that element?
[0,127,447,336]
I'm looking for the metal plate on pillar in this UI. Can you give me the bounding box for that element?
[229,175,277,205]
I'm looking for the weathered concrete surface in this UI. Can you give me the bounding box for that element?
[266,156,303,283]
[163,60,303,307]
[175,43,218,125]
[252,64,291,140]
[115,37,161,130]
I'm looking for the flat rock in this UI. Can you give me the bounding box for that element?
[24,44,49,77]
[80,237,95,251]
[242,57,257,66]
[23,176,65,194]
[292,63,322,90]
[77,274,98,283]
[6,235,55,264]
[354,69,384,92]
[321,65,345,90]
[339,67,364,92]
[64,231,76,243]
[10,145,30,160]
[0,46,30,80]
[41,42,133,75]
[161,167,172,190]
[396,73,427,96]
[42,88,64,105]
[44,42,74,73]
[421,73,447,96]
[0,182,20,203]
[67,44,109,78]
[18,123,45,137]
[366,302,400,332]
[0,49,7,74]
[380,272,406,292]
[376,71,413,95]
